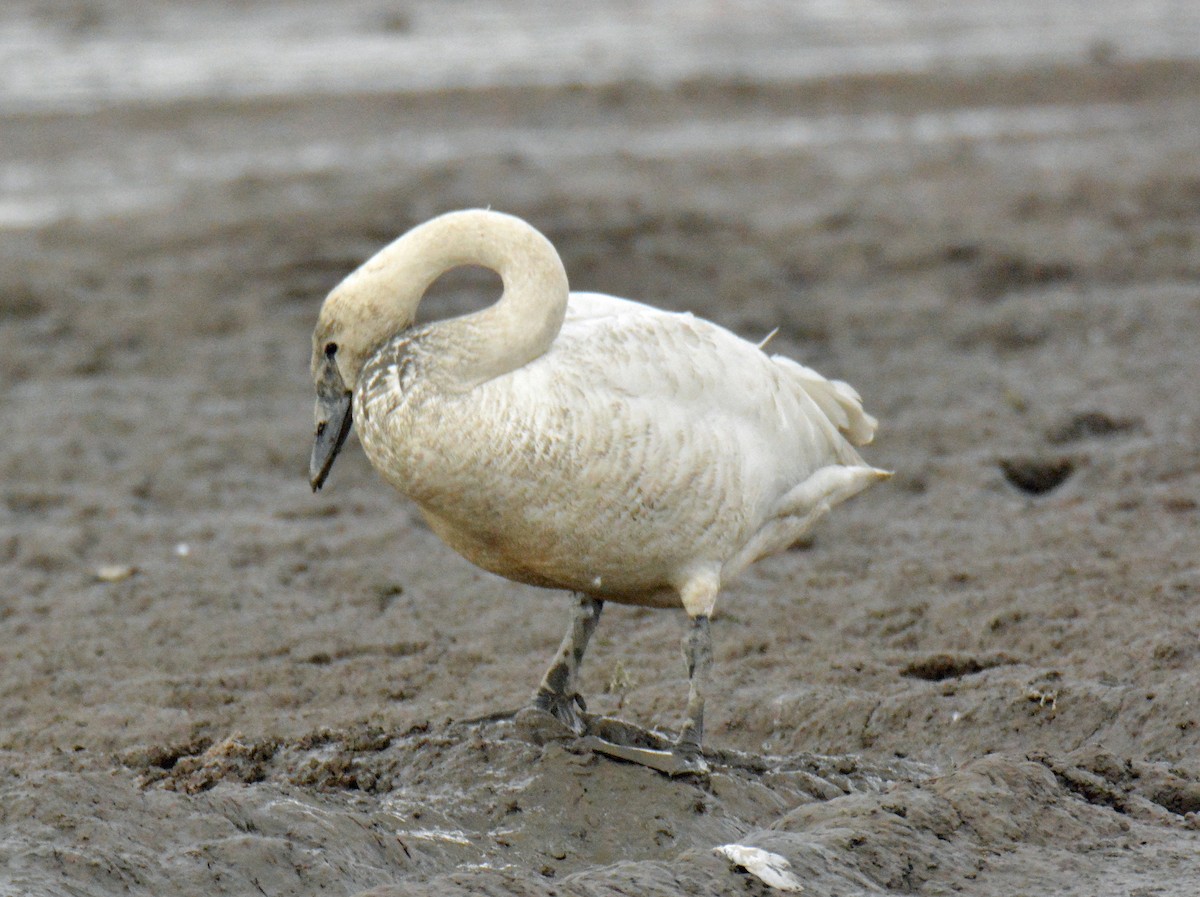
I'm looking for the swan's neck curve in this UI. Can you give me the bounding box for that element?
[338,209,569,391]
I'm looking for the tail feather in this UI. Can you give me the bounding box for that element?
[770,354,878,446]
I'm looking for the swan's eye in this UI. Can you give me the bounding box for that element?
[324,342,338,358]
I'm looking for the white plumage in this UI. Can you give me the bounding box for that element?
[309,209,886,772]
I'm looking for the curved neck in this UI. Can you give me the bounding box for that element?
[348,209,569,389]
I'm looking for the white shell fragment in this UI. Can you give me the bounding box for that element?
[95,564,137,583]
[714,844,805,892]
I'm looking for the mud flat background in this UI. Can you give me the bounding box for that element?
[3,2,1200,895]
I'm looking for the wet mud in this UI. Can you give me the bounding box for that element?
[3,4,1200,895]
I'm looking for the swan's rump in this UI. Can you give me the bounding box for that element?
[357,291,882,605]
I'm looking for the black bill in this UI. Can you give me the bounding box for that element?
[310,361,353,492]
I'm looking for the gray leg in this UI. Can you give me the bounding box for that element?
[675,614,712,766]
[523,592,715,777]
[582,613,712,776]
[531,592,603,734]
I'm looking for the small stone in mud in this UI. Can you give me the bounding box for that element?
[999,457,1075,494]
[1045,411,1139,444]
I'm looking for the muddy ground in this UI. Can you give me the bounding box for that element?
[3,9,1200,896]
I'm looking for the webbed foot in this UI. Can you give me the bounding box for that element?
[534,687,588,733]
[582,736,710,777]
[515,689,589,744]
[523,593,602,745]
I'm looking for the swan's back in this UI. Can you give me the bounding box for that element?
[355,290,885,607]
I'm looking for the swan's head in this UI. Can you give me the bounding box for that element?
[309,261,421,491]
[309,207,563,490]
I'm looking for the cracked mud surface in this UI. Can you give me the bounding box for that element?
[3,2,1200,895]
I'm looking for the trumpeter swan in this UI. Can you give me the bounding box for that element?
[310,209,887,774]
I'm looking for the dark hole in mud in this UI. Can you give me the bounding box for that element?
[5,491,68,514]
[999,457,1075,495]
[124,737,214,772]
[901,652,1014,681]
[975,254,1076,301]
[944,243,982,263]
[1045,411,1140,444]
[149,750,186,771]
[0,285,48,319]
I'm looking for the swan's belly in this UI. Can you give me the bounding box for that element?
[415,499,714,609]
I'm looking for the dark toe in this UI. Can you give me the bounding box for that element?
[527,689,589,737]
